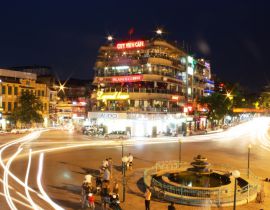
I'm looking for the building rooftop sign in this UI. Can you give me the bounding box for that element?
[116,40,145,50]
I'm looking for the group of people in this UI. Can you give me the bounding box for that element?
[81,157,120,209]
[80,153,137,209]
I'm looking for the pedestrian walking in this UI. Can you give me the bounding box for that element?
[127,153,133,170]
[88,193,95,209]
[168,202,176,210]
[144,187,151,210]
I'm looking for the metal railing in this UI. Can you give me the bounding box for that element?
[144,160,259,206]
[100,87,184,95]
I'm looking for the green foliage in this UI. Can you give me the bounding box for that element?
[10,91,44,126]
[198,93,232,122]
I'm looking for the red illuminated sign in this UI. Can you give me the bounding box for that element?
[116,40,145,50]
[111,75,143,83]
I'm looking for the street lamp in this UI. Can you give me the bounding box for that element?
[178,138,182,165]
[156,29,163,35]
[107,35,113,41]
[232,170,240,210]
[248,144,252,179]
[121,156,129,202]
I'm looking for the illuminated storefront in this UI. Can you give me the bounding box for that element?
[88,112,187,137]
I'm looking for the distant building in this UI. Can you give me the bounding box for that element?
[260,85,270,110]
[0,68,49,129]
[56,78,92,124]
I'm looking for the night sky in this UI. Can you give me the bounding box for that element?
[0,0,269,90]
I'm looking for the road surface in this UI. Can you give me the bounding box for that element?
[1,117,270,210]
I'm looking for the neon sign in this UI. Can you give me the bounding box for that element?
[97,91,129,101]
[111,75,143,83]
[116,40,145,50]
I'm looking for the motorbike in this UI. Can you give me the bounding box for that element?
[107,193,122,210]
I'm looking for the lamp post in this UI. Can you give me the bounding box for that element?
[121,156,129,202]
[248,144,251,179]
[232,170,240,210]
[122,142,124,175]
[178,138,182,165]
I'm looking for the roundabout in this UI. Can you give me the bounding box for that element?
[144,155,260,207]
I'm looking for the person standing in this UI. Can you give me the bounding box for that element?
[84,174,92,184]
[112,181,119,195]
[108,157,113,178]
[81,181,91,208]
[168,202,176,210]
[88,193,95,209]
[103,168,111,183]
[144,188,151,210]
[127,153,133,170]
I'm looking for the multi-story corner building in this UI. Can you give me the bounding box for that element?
[89,36,214,137]
[0,69,49,129]
[55,78,92,125]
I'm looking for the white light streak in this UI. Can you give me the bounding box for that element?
[3,147,22,210]
[25,149,43,210]
[37,153,64,210]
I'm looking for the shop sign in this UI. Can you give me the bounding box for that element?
[116,40,145,50]
[111,75,143,83]
[88,112,127,119]
[97,91,129,101]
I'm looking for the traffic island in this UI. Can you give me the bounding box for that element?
[144,155,260,207]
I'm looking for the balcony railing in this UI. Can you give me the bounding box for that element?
[99,88,184,95]
[91,106,181,113]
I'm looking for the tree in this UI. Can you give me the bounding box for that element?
[10,91,44,127]
[198,93,232,127]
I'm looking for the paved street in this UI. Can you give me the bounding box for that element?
[1,117,270,210]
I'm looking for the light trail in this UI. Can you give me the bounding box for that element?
[25,149,43,210]
[37,153,64,210]
[1,118,270,210]
[3,147,23,210]
[0,131,48,210]
[0,192,34,209]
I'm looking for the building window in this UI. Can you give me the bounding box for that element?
[14,102,18,109]
[8,102,12,111]
[38,90,41,96]
[2,102,5,111]
[2,86,6,94]
[41,90,45,96]
[14,87,18,95]
[8,86,12,95]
